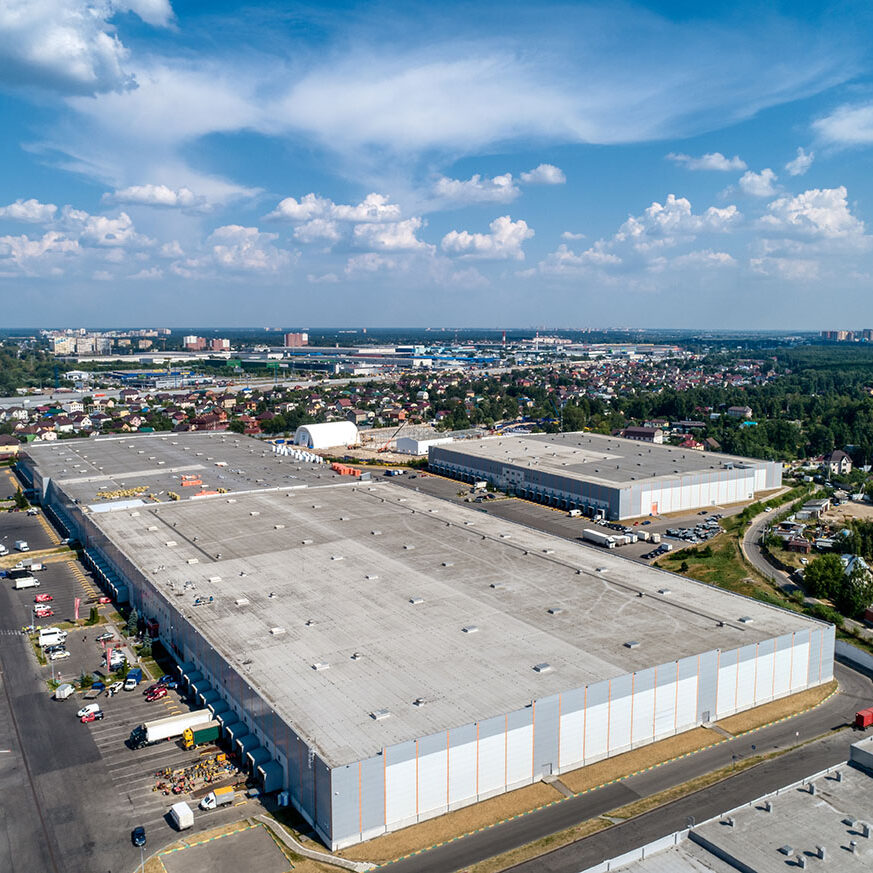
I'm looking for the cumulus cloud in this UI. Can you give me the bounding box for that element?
[667,152,747,171]
[785,147,814,177]
[293,219,341,245]
[538,243,621,275]
[207,225,291,272]
[345,253,398,274]
[106,184,207,210]
[60,206,151,247]
[519,163,566,184]
[353,217,432,251]
[615,195,741,251]
[671,250,737,268]
[750,256,819,280]
[739,168,778,197]
[0,198,58,223]
[561,231,585,240]
[129,266,163,279]
[441,215,534,260]
[0,231,79,275]
[267,192,400,222]
[433,173,519,204]
[307,272,339,284]
[759,186,866,242]
[0,0,173,96]
[813,103,873,146]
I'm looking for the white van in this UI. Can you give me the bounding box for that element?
[568,509,582,518]
[38,628,68,648]
[14,540,29,552]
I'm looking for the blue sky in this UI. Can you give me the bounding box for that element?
[1,0,873,328]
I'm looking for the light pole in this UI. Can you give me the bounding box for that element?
[139,843,144,873]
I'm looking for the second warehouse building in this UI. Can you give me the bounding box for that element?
[429,431,782,519]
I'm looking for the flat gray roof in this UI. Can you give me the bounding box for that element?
[23,433,342,505]
[432,431,774,488]
[89,479,820,766]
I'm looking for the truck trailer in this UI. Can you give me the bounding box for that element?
[182,719,221,749]
[13,576,39,589]
[582,528,617,549]
[129,710,213,748]
[169,801,194,830]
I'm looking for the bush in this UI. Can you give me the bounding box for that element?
[139,636,152,658]
[680,561,689,572]
[86,606,99,626]
[78,671,94,688]
[807,603,844,627]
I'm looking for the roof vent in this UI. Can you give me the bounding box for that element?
[208,575,221,583]
[464,521,476,525]
[235,597,249,606]
[499,533,511,539]
[533,663,552,673]
[274,524,285,530]
[165,540,177,547]
[365,574,379,580]
[412,697,429,707]
[249,511,260,517]
[543,549,555,554]
[738,616,754,624]
[462,625,479,634]
[186,558,199,565]
[403,544,415,550]
[490,582,509,590]
[409,597,424,605]
[331,555,344,561]
[624,640,640,649]
[304,619,315,627]
[547,607,564,615]
[350,652,362,660]
[370,709,391,721]
[147,525,158,532]
[441,561,454,567]
[226,498,236,503]
[657,588,671,595]
[371,530,382,536]
[301,539,313,545]
[270,627,286,636]
[312,662,330,671]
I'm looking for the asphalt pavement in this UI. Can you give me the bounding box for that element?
[383,662,872,873]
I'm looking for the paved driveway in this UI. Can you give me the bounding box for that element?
[159,823,290,873]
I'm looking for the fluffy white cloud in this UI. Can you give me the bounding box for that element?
[750,256,819,280]
[159,240,184,258]
[433,173,519,204]
[813,103,873,146]
[561,231,585,240]
[353,217,431,251]
[0,0,173,95]
[615,195,740,250]
[538,243,621,274]
[267,192,401,223]
[759,186,866,241]
[345,253,398,274]
[785,147,814,177]
[107,184,207,210]
[0,231,79,275]
[61,207,150,247]
[739,168,777,197]
[129,266,163,279]
[307,272,339,284]
[207,225,291,272]
[0,198,58,223]
[667,152,747,171]
[441,215,534,260]
[671,250,737,268]
[293,219,341,245]
[519,164,566,184]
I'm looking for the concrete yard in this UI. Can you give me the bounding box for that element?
[158,822,291,873]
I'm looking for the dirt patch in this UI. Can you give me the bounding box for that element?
[338,782,562,865]
[823,503,873,523]
[558,727,716,794]
[716,680,837,735]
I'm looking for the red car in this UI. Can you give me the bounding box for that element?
[145,687,167,702]
[34,607,54,617]
[34,594,53,603]
[97,596,111,605]
[80,711,105,723]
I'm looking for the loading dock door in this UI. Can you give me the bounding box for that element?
[259,761,284,793]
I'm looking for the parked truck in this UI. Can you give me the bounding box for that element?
[169,801,194,830]
[582,528,617,549]
[182,719,221,750]
[129,709,213,748]
[13,576,39,589]
[855,707,873,729]
[14,540,29,552]
[199,786,235,810]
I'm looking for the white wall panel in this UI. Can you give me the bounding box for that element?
[608,679,633,754]
[385,746,416,826]
[653,666,677,737]
[506,713,533,785]
[716,650,738,715]
[754,641,775,703]
[417,740,447,817]
[735,646,757,710]
[448,731,476,806]
[559,701,585,770]
[477,718,506,797]
[773,636,792,697]
[630,670,656,747]
[676,671,698,729]
[584,683,609,762]
[791,636,810,690]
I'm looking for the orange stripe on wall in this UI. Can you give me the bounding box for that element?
[531,700,536,779]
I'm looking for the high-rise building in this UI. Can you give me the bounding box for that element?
[211,338,231,351]
[284,332,308,347]
[183,335,207,351]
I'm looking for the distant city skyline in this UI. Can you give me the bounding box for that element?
[2,1,873,327]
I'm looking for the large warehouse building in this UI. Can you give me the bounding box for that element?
[429,431,782,519]
[18,434,829,851]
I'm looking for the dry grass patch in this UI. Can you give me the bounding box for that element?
[716,680,837,735]
[558,727,716,794]
[339,782,562,865]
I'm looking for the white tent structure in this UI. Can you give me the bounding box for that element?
[293,422,360,450]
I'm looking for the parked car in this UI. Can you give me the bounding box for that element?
[80,711,105,723]
[77,703,101,718]
[145,687,167,702]
[97,596,112,605]
[34,593,53,603]
[44,644,66,655]
[107,681,124,696]
[49,650,71,661]
[131,826,146,847]
[95,631,115,643]
[34,608,54,618]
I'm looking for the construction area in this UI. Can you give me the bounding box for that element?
[429,431,782,520]
[18,433,830,852]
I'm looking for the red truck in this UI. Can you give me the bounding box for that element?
[855,708,873,729]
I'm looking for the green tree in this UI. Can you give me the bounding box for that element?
[139,636,152,658]
[803,554,844,600]
[13,488,28,509]
[126,607,139,637]
[837,565,873,617]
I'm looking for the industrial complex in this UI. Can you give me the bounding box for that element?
[18,434,829,851]
[428,431,782,520]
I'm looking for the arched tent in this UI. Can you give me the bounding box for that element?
[293,422,360,450]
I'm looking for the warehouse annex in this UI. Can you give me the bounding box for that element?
[18,434,831,850]
[429,431,781,520]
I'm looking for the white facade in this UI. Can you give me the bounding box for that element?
[395,436,454,455]
[293,421,360,449]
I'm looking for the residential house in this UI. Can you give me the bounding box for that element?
[727,405,753,419]
[0,434,20,457]
[617,426,663,444]
[824,449,853,476]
